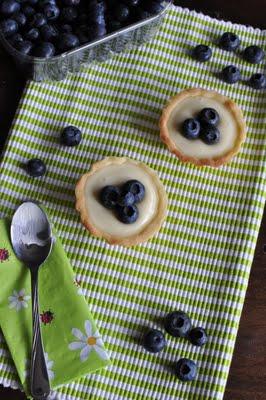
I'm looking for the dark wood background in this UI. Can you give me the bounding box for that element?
[0,1,265,399]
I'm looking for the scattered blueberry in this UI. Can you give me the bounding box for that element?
[243,45,265,64]
[61,125,82,146]
[219,32,240,52]
[175,358,197,382]
[117,204,139,224]
[182,118,200,140]
[189,327,208,347]
[33,42,55,58]
[200,124,220,145]
[192,44,212,62]
[143,329,166,353]
[26,158,46,177]
[221,65,241,84]
[117,191,135,207]
[122,180,145,204]
[165,311,192,338]
[198,108,220,127]
[100,185,120,209]
[249,73,266,90]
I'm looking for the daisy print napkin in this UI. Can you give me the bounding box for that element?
[0,218,110,397]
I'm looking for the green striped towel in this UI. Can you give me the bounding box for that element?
[0,5,265,400]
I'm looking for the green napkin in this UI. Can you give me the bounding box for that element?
[0,218,110,396]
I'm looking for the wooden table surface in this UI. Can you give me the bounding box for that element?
[0,1,265,399]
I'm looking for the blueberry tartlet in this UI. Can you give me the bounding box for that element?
[160,88,246,167]
[75,157,168,246]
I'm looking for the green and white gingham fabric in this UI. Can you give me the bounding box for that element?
[0,5,266,400]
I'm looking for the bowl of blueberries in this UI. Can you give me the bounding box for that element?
[0,0,172,81]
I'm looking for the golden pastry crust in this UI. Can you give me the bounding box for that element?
[160,88,246,167]
[75,157,168,247]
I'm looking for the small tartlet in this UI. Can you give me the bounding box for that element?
[160,88,247,167]
[75,157,168,247]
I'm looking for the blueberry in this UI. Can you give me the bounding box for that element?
[113,4,130,22]
[192,44,212,62]
[117,204,139,224]
[122,180,145,204]
[22,5,35,17]
[221,65,241,84]
[60,7,78,23]
[250,73,266,90]
[25,28,39,41]
[142,0,164,14]
[0,0,20,16]
[189,327,208,347]
[43,4,60,21]
[182,118,200,140]
[13,12,27,28]
[61,125,82,146]
[124,0,140,6]
[63,0,80,5]
[198,108,220,127]
[75,27,88,44]
[200,124,220,145]
[108,19,122,32]
[88,2,105,24]
[26,159,46,178]
[219,32,240,52]
[117,191,135,207]
[14,40,32,55]
[8,32,23,46]
[59,24,72,33]
[33,42,55,58]
[40,24,58,41]
[175,359,197,382]
[164,311,192,338]
[243,45,265,64]
[88,23,106,40]
[143,329,166,353]
[30,13,47,28]
[57,33,79,51]
[100,186,120,209]
[0,19,18,37]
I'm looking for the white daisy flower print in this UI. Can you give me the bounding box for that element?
[45,352,55,380]
[8,289,30,311]
[69,320,108,362]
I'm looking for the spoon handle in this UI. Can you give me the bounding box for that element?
[30,267,51,400]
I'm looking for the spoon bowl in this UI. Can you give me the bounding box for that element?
[11,201,53,268]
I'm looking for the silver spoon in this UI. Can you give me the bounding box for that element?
[11,201,53,400]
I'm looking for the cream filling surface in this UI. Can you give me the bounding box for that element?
[84,162,158,238]
[167,96,238,159]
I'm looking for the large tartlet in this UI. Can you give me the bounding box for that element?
[160,88,246,167]
[75,157,168,247]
